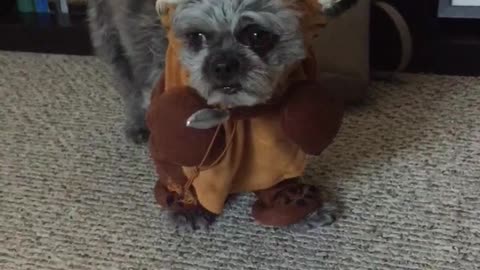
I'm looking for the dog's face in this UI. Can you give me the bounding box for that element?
[171,0,304,108]
[160,0,356,108]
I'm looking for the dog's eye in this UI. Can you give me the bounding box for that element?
[237,25,278,56]
[186,32,207,50]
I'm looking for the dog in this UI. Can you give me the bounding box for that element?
[87,0,357,144]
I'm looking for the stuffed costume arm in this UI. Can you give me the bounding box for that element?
[146,76,226,168]
[281,80,344,155]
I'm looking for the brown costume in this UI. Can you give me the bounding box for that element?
[147,0,344,226]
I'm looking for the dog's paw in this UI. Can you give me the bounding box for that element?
[287,201,337,232]
[167,207,217,232]
[125,125,150,144]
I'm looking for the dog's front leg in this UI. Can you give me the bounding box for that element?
[155,181,217,230]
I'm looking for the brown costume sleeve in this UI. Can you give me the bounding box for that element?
[281,80,344,155]
[146,82,226,167]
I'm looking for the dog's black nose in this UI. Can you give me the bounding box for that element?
[210,53,241,81]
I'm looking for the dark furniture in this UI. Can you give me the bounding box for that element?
[438,0,480,19]
[0,0,92,55]
[1,0,480,75]
[372,0,480,75]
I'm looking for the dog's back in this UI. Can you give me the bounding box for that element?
[87,0,168,142]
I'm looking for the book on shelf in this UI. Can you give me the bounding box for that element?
[51,0,88,15]
[10,0,88,28]
[50,0,69,14]
[48,0,70,26]
[14,0,86,13]
[16,0,35,13]
[34,0,50,13]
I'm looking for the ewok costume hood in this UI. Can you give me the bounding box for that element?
[147,0,345,226]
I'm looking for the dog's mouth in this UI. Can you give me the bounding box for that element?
[213,84,242,95]
[207,83,261,108]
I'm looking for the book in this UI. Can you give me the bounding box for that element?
[55,0,69,14]
[46,0,69,14]
[16,0,35,13]
[34,0,50,13]
[50,0,70,26]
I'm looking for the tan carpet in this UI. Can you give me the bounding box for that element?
[0,51,479,270]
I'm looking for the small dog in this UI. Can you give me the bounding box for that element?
[87,0,357,143]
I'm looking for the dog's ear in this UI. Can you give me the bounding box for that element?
[156,0,175,15]
[155,0,188,15]
[156,0,191,30]
[317,0,358,17]
[298,0,358,42]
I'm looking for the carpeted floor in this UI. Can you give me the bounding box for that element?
[0,51,479,270]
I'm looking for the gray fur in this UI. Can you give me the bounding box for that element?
[172,0,305,107]
[88,0,356,230]
[87,0,168,143]
[87,0,357,143]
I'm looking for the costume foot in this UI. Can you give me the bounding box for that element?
[252,179,330,227]
[154,181,217,231]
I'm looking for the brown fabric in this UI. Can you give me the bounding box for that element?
[312,0,371,104]
[147,76,194,186]
[154,181,198,211]
[294,0,328,45]
[186,112,307,214]
[150,1,341,215]
[159,4,189,90]
[229,95,287,120]
[153,160,188,186]
[282,80,344,155]
[146,85,226,167]
[252,179,324,227]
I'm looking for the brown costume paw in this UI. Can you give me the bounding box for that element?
[252,178,330,227]
[154,181,217,230]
